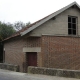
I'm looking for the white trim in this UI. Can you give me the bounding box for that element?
[21,2,80,36]
[42,34,80,37]
[23,47,41,52]
[29,34,41,37]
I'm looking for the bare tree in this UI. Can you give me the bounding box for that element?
[14,21,30,31]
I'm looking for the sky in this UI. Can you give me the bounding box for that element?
[0,0,80,24]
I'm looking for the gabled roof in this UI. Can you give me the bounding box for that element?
[21,1,80,36]
[3,1,80,41]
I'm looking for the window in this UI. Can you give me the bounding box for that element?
[68,16,77,35]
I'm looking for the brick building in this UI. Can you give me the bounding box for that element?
[3,2,80,72]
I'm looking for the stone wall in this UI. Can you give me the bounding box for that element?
[0,63,19,72]
[28,66,80,79]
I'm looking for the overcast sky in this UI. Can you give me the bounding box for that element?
[0,0,80,24]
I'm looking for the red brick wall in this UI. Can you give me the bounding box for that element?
[23,37,42,71]
[42,36,80,70]
[4,37,25,72]
[4,35,80,72]
[23,37,41,47]
[4,37,41,72]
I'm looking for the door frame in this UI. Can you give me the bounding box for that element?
[27,52,37,67]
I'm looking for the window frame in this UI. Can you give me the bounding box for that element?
[68,15,78,35]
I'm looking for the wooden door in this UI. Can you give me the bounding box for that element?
[27,52,37,66]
